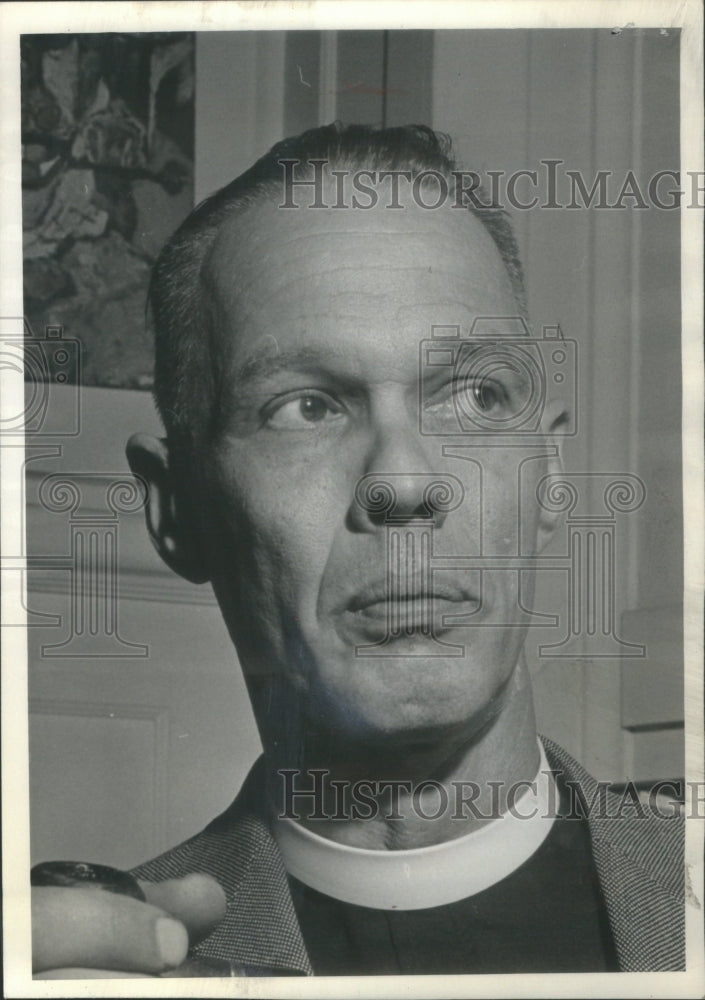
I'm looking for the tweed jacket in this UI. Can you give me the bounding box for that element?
[132,737,685,975]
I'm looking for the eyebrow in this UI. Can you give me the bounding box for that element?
[229,346,352,387]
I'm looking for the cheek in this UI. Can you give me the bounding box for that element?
[205,454,350,593]
[480,455,546,553]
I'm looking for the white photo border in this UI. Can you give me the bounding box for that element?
[2,2,702,997]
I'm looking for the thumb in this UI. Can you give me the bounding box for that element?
[139,874,227,944]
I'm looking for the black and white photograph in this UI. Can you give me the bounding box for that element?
[1,2,703,996]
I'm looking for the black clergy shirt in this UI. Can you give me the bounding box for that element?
[287,777,620,975]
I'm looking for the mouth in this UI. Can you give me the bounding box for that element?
[339,583,480,642]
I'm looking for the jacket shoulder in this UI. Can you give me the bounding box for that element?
[542,735,685,972]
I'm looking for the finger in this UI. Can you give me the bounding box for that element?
[32,887,188,974]
[139,874,227,943]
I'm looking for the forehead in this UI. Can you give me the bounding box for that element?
[203,190,518,366]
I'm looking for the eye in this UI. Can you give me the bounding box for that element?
[264,392,344,430]
[470,377,505,412]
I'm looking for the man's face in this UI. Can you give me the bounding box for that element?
[195,187,553,760]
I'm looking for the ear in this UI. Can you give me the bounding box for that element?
[536,400,571,553]
[126,433,210,584]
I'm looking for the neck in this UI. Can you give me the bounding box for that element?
[263,658,539,850]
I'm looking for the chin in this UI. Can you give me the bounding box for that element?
[307,650,512,746]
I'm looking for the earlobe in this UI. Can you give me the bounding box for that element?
[125,433,210,584]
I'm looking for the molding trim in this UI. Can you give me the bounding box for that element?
[29,697,170,856]
[27,568,219,607]
[319,32,338,122]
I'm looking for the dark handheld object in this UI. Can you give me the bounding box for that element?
[30,860,297,977]
[31,860,147,901]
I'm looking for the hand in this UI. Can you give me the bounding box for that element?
[32,873,227,978]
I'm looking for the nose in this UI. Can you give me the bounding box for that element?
[348,423,464,531]
[353,471,465,531]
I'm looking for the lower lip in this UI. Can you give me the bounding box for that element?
[337,598,480,643]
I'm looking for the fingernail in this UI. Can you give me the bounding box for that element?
[155,917,188,967]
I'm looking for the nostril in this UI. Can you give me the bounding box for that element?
[422,477,465,516]
[354,473,464,525]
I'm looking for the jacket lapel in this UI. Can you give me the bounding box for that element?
[133,757,312,975]
[542,736,685,971]
[136,743,685,974]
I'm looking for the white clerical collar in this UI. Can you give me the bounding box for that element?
[273,741,557,911]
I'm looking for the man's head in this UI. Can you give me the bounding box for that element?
[147,123,527,463]
[128,124,566,771]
